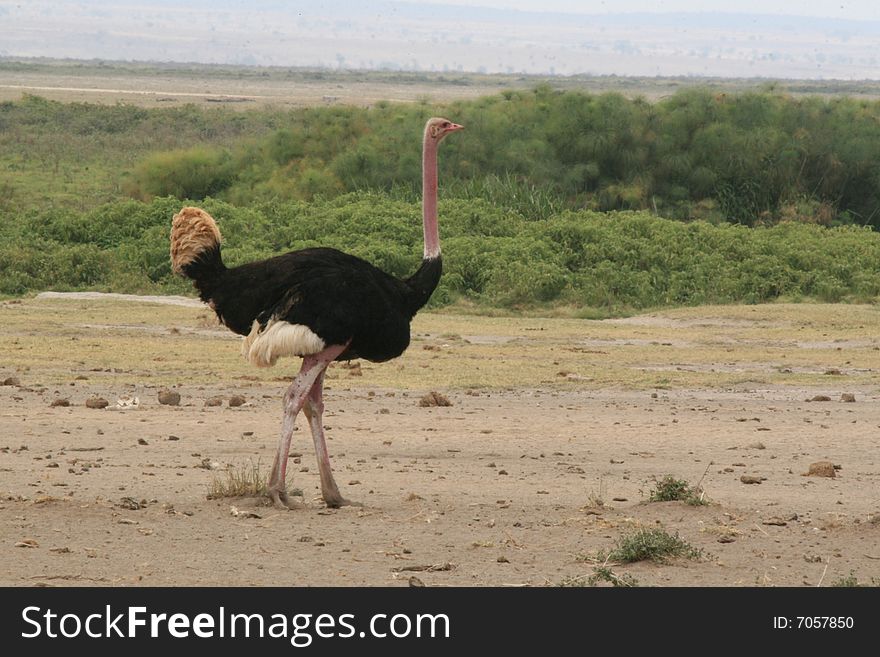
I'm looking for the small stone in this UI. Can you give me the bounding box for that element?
[804,461,836,478]
[763,517,788,526]
[497,555,510,563]
[840,393,856,403]
[228,395,246,407]
[408,576,425,587]
[85,397,109,409]
[419,391,452,407]
[50,398,70,407]
[740,475,764,484]
[204,397,224,407]
[498,469,508,476]
[2,376,20,386]
[158,389,181,406]
[806,395,831,402]
[15,539,39,548]
[137,438,148,445]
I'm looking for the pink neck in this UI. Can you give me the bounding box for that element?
[422,134,440,260]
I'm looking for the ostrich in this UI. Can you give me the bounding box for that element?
[170,117,463,509]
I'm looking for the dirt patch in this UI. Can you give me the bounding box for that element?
[1,296,879,587]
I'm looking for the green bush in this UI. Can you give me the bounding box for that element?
[126,147,236,201]
[3,195,880,312]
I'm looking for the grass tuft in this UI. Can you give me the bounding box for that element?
[208,460,275,499]
[601,528,703,564]
[648,474,709,506]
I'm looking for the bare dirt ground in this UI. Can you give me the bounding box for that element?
[6,63,879,111]
[1,295,879,587]
[0,67,513,109]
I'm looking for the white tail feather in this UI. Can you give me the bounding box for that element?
[242,320,326,367]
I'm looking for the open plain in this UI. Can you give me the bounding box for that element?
[1,295,878,587]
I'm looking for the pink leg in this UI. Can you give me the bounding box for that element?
[267,342,348,509]
[303,370,361,508]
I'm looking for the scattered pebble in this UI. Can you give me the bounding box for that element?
[740,475,764,484]
[116,395,139,409]
[806,395,831,402]
[15,539,39,548]
[85,397,109,409]
[392,563,455,573]
[840,393,856,403]
[50,398,70,407]
[158,389,181,406]
[118,497,146,510]
[804,461,836,478]
[763,517,788,526]
[419,391,452,407]
[497,555,510,563]
[228,395,246,407]
[408,576,425,587]
[2,376,20,386]
[205,397,224,407]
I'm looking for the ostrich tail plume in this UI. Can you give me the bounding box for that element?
[170,206,223,276]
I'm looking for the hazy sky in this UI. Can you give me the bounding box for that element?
[395,0,880,20]
[2,0,879,78]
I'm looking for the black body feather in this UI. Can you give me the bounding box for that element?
[182,246,442,363]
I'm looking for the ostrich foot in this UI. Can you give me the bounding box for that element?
[322,493,363,509]
[269,488,306,510]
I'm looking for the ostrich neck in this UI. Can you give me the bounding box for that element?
[422,136,440,260]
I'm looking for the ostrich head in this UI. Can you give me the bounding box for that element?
[170,206,222,274]
[425,117,464,143]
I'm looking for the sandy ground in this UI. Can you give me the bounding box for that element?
[0,69,513,109]
[1,295,879,587]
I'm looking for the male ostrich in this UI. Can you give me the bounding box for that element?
[170,117,463,509]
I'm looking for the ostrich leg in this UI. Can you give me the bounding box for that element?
[303,369,361,508]
[267,342,349,509]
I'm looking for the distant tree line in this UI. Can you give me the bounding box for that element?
[118,87,880,227]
